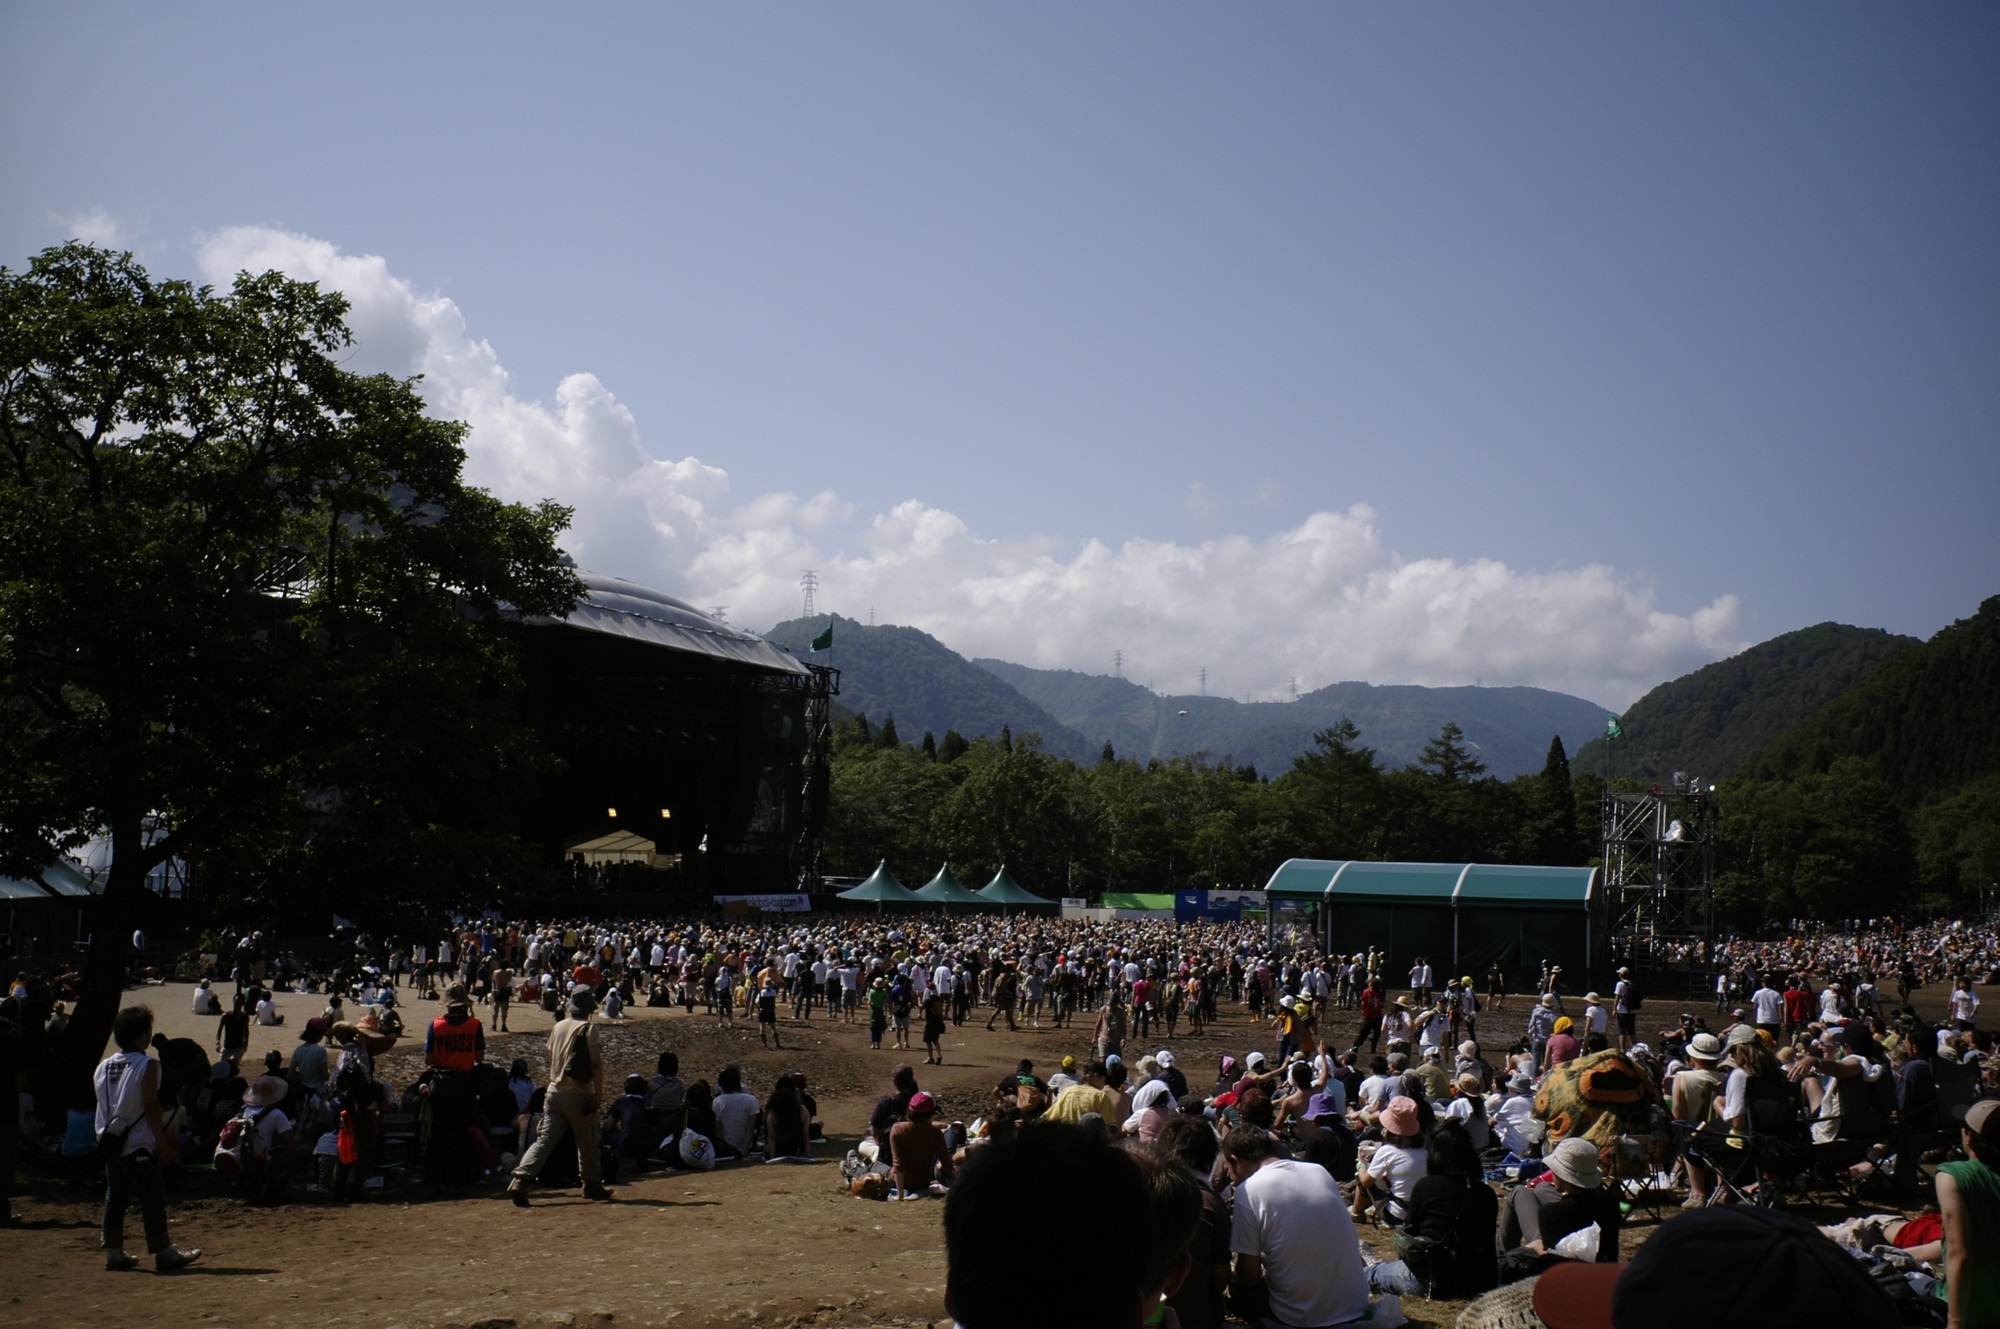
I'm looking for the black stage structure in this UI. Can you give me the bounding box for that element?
[513,574,838,895]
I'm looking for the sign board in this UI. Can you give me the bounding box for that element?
[713,893,812,913]
[1061,897,1089,908]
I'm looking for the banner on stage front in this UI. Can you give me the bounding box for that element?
[714,893,812,913]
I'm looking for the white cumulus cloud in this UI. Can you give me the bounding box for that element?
[195,226,1745,708]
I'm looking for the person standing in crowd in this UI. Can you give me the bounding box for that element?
[422,983,485,1196]
[507,989,610,1205]
[95,1006,202,1272]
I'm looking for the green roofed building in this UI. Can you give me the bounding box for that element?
[978,867,1051,908]
[1263,859,1604,983]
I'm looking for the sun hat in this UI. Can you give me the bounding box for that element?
[1723,1023,1760,1048]
[907,1091,935,1116]
[1458,1040,1480,1059]
[1302,1091,1343,1121]
[1156,1048,1176,1068]
[1245,1051,1268,1072]
[1532,1206,1898,1329]
[1506,1073,1534,1094]
[1583,992,1603,1005]
[1545,1137,1603,1189]
[444,984,470,1010]
[1687,1033,1723,1061]
[1392,996,1414,1010]
[1455,1072,1484,1096]
[1378,1096,1421,1137]
[1539,994,1557,1009]
[244,1075,287,1108]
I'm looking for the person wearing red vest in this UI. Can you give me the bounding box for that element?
[422,985,485,1194]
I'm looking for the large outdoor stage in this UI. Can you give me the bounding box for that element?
[515,574,836,894]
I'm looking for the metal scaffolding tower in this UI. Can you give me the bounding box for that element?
[1601,784,1717,950]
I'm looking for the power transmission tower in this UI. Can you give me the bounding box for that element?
[800,570,818,618]
[1198,666,1207,697]
[1290,676,1298,701]
[710,606,729,624]
[868,605,875,627]
[1113,650,1124,679]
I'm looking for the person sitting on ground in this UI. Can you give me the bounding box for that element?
[1442,1072,1492,1151]
[1365,1119,1500,1300]
[192,980,222,1016]
[1223,1123,1374,1329]
[1124,1076,1176,1142]
[1351,1095,1428,1223]
[1295,1088,1359,1183]
[945,1122,1157,1329]
[763,1075,813,1162]
[1156,1116,1231,1329]
[1046,1060,1118,1125]
[506,1058,536,1114]
[867,1063,919,1154]
[1498,1137,1623,1280]
[711,1062,760,1159]
[887,1090,953,1194]
[1933,1097,2000,1328]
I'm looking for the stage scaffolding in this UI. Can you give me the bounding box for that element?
[1601,782,1716,958]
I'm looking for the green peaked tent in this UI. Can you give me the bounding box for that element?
[837,861,924,905]
[915,864,987,906]
[978,866,1047,907]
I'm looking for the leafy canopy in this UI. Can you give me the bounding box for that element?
[0,242,581,928]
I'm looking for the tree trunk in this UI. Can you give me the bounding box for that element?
[47,820,152,1110]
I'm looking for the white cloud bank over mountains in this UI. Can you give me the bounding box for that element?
[196,226,1744,710]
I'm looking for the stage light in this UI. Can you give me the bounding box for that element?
[606,806,618,818]
[660,808,672,819]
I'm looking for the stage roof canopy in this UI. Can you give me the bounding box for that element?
[525,572,807,676]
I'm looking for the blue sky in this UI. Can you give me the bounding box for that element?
[4,4,1995,707]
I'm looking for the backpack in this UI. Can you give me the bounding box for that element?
[213,1105,275,1174]
[1623,980,1643,1011]
[1016,1079,1050,1115]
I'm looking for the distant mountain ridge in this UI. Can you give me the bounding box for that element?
[1570,622,1921,782]
[762,614,1613,778]
[762,615,1096,761]
[976,659,1611,777]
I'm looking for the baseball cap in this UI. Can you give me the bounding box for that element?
[1533,1206,1897,1329]
[1956,1099,2000,1144]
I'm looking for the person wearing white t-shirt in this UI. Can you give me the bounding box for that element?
[254,996,283,1026]
[1223,1128,1370,1329]
[1948,981,1980,1030]
[1352,1095,1429,1221]
[1751,980,1784,1032]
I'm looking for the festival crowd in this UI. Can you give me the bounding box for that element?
[2,910,1997,1326]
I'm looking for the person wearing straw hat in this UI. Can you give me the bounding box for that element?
[506,989,611,1206]
[1671,1033,1726,1207]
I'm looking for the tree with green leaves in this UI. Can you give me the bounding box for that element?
[0,243,579,1098]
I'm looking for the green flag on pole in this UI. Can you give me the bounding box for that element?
[1605,714,1624,740]
[810,624,834,653]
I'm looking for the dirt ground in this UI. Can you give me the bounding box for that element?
[0,980,1965,1329]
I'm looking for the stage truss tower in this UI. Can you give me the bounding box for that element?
[1601,783,1716,955]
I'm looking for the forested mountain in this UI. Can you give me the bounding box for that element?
[1716,597,2000,920]
[763,616,1095,761]
[976,660,1608,779]
[1570,622,1920,782]
[1738,598,1999,806]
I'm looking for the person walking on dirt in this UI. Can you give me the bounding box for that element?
[1094,992,1128,1062]
[507,990,611,1206]
[757,979,784,1049]
[986,964,1020,1032]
